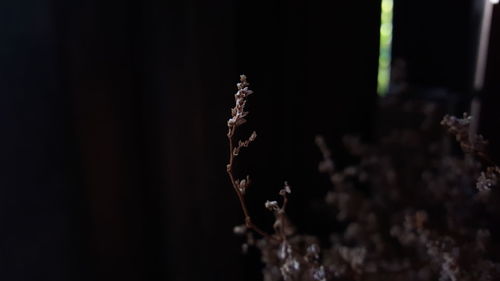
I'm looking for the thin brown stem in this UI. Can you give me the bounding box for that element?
[227,126,274,240]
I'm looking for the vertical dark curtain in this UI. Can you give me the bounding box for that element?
[1,1,87,280]
[0,1,380,281]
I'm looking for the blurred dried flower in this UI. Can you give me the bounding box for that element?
[265,200,280,211]
[225,77,500,281]
[476,166,500,192]
[441,113,488,157]
[233,225,247,235]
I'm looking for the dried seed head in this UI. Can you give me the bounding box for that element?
[279,181,292,196]
[306,244,320,262]
[312,266,327,281]
[233,225,247,235]
[476,167,499,192]
[241,243,249,254]
[265,200,279,211]
[441,113,488,154]
[249,131,257,142]
[238,74,248,89]
[228,75,253,130]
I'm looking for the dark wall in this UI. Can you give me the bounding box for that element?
[393,0,474,92]
[0,1,86,280]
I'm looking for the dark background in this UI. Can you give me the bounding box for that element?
[1,1,499,281]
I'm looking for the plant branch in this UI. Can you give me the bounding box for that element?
[226,75,273,240]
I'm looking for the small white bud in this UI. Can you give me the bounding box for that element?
[284,181,291,194]
[241,243,249,253]
[249,131,257,142]
[279,182,292,196]
[233,225,247,235]
[265,200,279,211]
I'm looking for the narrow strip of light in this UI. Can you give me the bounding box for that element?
[377,0,394,96]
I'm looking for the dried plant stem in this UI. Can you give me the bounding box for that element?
[227,135,270,239]
[226,75,273,240]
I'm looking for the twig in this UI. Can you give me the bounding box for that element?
[226,75,274,240]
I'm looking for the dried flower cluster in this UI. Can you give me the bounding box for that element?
[226,76,329,281]
[226,76,500,281]
[226,74,270,239]
[441,114,489,162]
[441,113,500,194]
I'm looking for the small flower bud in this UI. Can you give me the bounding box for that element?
[249,131,257,142]
[241,243,249,253]
[233,225,247,235]
[283,181,291,194]
[265,200,279,211]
